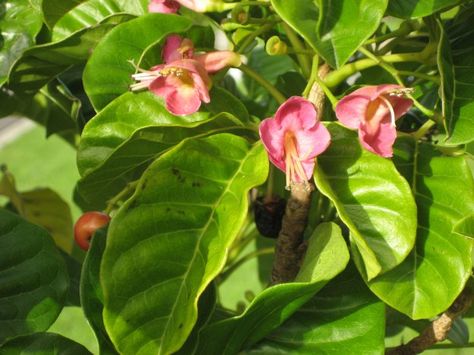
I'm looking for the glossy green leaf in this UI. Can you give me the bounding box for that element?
[175,284,217,355]
[197,222,350,355]
[0,209,68,343]
[453,214,474,238]
[77,115,254,210]
[52,0,147,41]
[247,266,385,354]
[76,91,215,176]
[440,9,474,144]
[0,332,91,354]
[366,137,474,319]
[313,123,417,280]
[387,0,462,18]
[0,0,43,86]
[0,171,74,253]
[83,13,192,111]
[271,0,388,68]
[101,134,268,355]
[80,228,117,354]
[7,14,132,93]
[42,0,86,29]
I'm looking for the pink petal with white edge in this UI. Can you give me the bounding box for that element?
[359,120,397,157]
[274,96,319,131]
[194,51,242,73]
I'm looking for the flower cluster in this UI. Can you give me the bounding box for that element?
[148,0,230,13]
[130,35,241,115]
[258,85,413,189]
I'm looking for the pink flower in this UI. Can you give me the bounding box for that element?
[259,96,331,189]
[130,35,241,115]
[148,0,180,13]
[175,0,232,12]
[335,84,413,157]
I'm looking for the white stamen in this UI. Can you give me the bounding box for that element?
[379,95,397,127]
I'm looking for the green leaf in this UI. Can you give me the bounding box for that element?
[270,0,388,68]
[247,265,385,354]
[101,134,268,354]
[52,0,147,41]
[197,222,350,355]
[0,0,43,86]
[7,14,133,93]
[42,0,86,29]
[77,112,254,210]
[83,13,192,111]
[80,228,117,354]
[387,0,462,18]
[0,209,69,343]
[0,332,91,354]
[366,137,474,319]
[313,123,417,280]
[76,90,220,175]
[175,284,217,355]
[0,171,74,253]
[453,214,474,238]
[440,9,474,144]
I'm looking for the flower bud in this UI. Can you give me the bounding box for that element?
[265,36,288,56]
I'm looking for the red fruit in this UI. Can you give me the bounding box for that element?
[74,211,110,251]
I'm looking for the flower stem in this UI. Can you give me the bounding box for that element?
[104,180,139,215]
[237,22,275,54]
[238,64,286,104]
[282,22,311,78]
[324,44,436,88]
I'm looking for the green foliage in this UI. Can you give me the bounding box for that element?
[2,0,474,353]
[101,134,268,354]
[314,123,417,280]
[197,222,350,354]
[0,209,68,343]
[367,137,474,319]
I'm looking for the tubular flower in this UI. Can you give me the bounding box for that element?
[130,35,241,115]
[335,84,413,157]
[259,96,331,189]
[148,0,180,13]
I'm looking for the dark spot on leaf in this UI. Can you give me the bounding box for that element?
[178,323,183,329]
[128,200,138,209]
[177,210,185,215]
[192,181,202,188]
[166,207,171,212]
[171,167,179,176]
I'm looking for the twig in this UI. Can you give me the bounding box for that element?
[270,64,329,285]
[387,288,474,355]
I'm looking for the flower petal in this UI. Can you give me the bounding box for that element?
[194,51,242,73]
[295,121,331,160]
[148,0,180,13]
[274,96,318,131]
[335,94,370,129]
[165,86,202,115]
[259,116,286,172]
[163,35,185,63]
[359,120,397,157]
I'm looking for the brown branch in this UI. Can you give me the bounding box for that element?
[270,64,330,285]
[270,182,313,284]
[387,288,474,355]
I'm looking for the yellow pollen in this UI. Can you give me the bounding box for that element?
[284,131,309,190]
